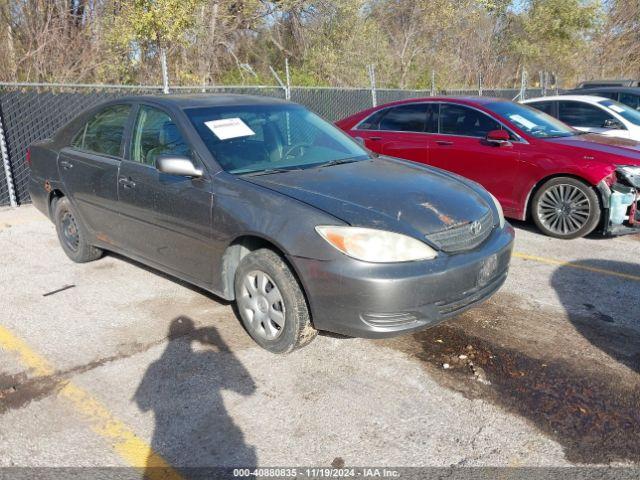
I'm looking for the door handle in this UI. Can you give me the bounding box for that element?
[436,140,454,146]
[118,177,136,189]
[369,136,382,141]
[59,160,73,169]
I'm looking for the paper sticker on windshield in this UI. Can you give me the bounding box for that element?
[509,114,537,130]
[205,118,255,140]
[609,104,625,113]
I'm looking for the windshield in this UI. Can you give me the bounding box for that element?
[186,104,369,174]
[599,99,640,126]
[485,101,577,138]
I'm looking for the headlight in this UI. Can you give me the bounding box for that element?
[315,226,437,263]
[488,193,505,228]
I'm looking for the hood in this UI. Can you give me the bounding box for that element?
[546,134,640,165]
[243,157,492,240]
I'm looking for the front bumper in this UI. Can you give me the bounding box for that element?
[290,224,515,338]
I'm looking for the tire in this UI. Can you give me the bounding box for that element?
[234,249,317,353]
[531,177,601,239]
[53,197,103,263]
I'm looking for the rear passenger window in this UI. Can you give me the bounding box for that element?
[439,104,501,137]
[558,101,613,128]
[72,104,131,157]
[529,101,555,117]
[378,104,429,132]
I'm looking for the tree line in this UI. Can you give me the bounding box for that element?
[0,0,638,89]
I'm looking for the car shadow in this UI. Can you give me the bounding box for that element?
[551,259,640,373]
[135,316,257,478]
[104,252,229,303]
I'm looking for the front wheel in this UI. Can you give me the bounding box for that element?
[531,177,601,239]
[234,249,317,354]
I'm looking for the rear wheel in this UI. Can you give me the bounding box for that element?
[53,197,103,262]
[531,177,601,239]
[234,249,316,354]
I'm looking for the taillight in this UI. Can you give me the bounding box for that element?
[602,170,617,186]
[26,147,32,166]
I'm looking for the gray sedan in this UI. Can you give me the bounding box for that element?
[28,95,514,353]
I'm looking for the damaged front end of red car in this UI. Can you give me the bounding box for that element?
[598,166,640,236]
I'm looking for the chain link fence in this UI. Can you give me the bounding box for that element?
[0,83,543,206]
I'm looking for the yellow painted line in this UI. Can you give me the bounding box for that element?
[0,325,183,480]
[513,252,640,282]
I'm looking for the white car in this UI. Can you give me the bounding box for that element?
[522,95,640,141]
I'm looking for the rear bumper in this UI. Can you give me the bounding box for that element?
[290,224,515,338]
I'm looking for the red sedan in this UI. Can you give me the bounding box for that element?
[336,97,640,239]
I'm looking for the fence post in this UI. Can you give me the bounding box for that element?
[160,47,170,94]
[0,107,17,207]
[478,73,483,96]
[520,68,527,101]
[284,58,291,101]
[368,64,377,107]
[430,70,435,96]
[268,66,287,98]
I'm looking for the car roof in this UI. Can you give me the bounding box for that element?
[115,93,291,110]
[566,86,640,94]
[524,95,610,103]
[374,96,511,107]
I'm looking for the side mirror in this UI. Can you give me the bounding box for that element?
[486,129,511,146]
[603,118,624,130]
[155,155,203,178]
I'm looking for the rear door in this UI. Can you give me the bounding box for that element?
[350,103,433,164]
[58,103,132,242]
[557,100,629,138]
[428,103,522,215]
[116,104,214,284]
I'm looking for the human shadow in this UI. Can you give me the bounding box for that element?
[551,259,640,373]
[135,317,256,479]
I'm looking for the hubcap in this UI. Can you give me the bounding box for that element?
[61,211,80,252]
[537,184,591,236]
[237,271,285,340]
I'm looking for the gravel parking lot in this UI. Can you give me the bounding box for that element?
[0,206,638,473]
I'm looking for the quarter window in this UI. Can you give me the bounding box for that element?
[619,93,640,110]
[439,104,501,137]
[72,104,131,157]
[558,101,614,128]
[131,106,191,166]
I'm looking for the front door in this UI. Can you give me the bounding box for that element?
[429,103,521,215]
[58,103,132,242]
[117,104,214,284]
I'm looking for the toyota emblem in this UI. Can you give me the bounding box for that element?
[470,220,482,235]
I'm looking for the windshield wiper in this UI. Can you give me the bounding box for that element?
[239,168,298,177]
[317,157,362,169]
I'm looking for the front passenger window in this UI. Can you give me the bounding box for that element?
[439,104,501,137]
[131,106,191,166]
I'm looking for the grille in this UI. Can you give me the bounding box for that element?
[425,210,494,253]
[360,312,418,328]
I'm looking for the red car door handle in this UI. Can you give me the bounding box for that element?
[369,136,382,141]
[436,140,454,146]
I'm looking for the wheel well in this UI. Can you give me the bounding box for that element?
[47,189,65,217]
[220,235,290,301]
[524,174,599,220]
